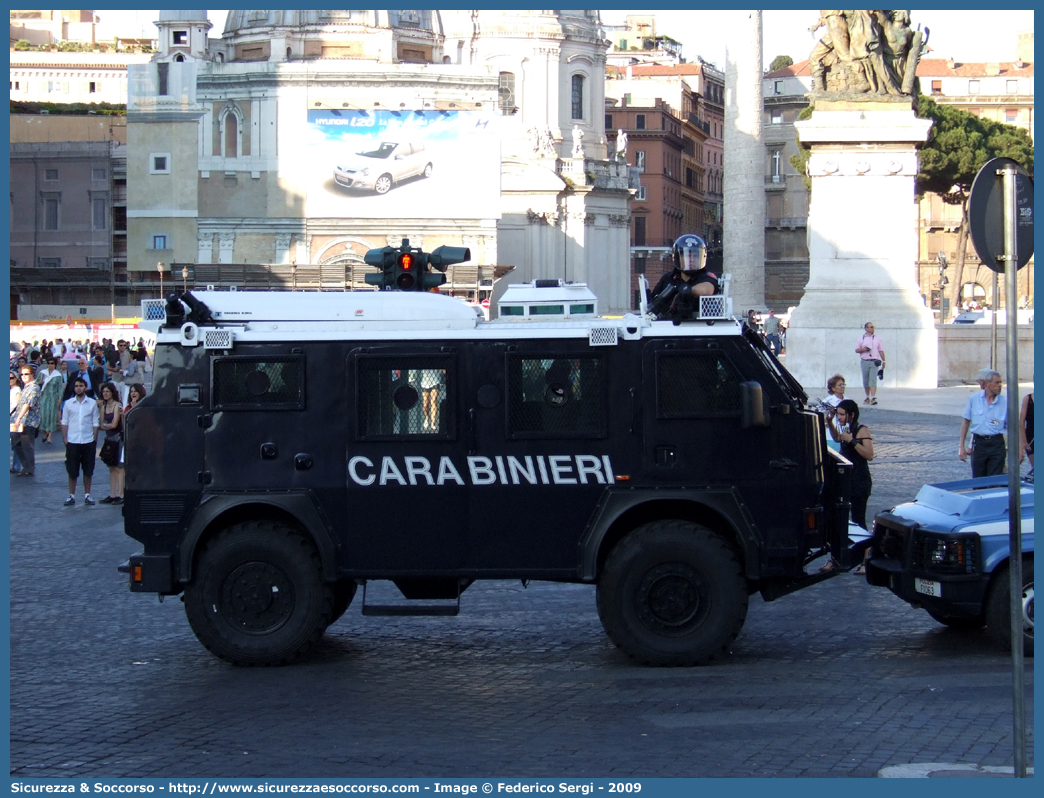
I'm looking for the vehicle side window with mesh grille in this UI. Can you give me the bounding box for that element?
[212,355,304,410]
[358,357,453,439]
[507,355,606,438]
[657,352,742,417]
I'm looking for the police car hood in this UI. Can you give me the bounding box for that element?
[890,476,1034,535]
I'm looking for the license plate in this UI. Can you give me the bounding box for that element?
[915,578,941,598]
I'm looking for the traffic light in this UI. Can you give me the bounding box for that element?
[937,252,949,286]
[421,245,471,291]
[363,239,472,292]
[363,245,394,288]
[395,251,417,290]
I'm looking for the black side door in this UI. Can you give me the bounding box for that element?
[464,340,615,573]
[343,346,469,572]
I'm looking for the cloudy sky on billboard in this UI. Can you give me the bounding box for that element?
[304,109,500,221]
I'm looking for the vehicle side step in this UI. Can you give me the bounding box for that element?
[361,604,460,617]
[359,581,461,617]
[761,569,838,601]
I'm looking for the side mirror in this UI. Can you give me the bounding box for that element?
[740,381,770,429]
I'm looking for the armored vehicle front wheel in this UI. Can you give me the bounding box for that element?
[596,520,748,666]
[184,521,332,666]
[985,558,1034,656]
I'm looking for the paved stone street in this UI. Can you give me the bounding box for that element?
[9,407,1033,778]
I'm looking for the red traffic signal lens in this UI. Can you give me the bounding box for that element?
[398,253,413,270]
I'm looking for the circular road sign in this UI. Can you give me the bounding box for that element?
[968,157,1034,273]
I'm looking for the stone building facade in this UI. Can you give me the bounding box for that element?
[125,10,635,314]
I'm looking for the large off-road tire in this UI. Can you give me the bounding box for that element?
[985,558,1034,656]
[184,521,332,666]
[926,609,985,631]
[329,579,358,626]
[596,520,748,666]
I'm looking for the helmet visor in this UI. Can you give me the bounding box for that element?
[677,242,706,272]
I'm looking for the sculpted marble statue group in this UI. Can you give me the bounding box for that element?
[809,10,926,97]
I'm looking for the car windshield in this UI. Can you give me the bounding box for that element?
[356,142,397,159]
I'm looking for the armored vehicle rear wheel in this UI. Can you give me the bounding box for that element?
[184,521,332,665]
[925,609,985,630]
[596,520,748,666]
[985,558,1034,656]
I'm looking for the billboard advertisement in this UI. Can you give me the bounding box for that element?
[304,109,501,220]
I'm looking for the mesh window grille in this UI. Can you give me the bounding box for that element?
[657,352,742,417]
[212,356,304,410]
[358,358,452,438]
[507,356,605,438]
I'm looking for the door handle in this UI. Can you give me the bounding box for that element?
[770,458,798,470]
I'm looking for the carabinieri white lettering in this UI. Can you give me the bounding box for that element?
[347,455,613,487]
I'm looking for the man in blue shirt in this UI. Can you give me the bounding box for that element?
[959,368,1015,477]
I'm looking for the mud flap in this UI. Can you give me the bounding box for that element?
[841,536,873,569]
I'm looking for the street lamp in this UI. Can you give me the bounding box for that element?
[157,261,165,298]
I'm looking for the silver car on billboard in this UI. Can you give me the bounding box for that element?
[333,141,433,195]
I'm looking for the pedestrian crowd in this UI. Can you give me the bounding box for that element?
[10,335,150,506]
[808,320,1032,575]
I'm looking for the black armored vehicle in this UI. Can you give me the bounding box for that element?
[122,269,862,666]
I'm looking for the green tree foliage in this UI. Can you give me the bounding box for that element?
[769,55,794,72]
[914,94,1034,313]
[789,105,814,192]
[10,101,126,116]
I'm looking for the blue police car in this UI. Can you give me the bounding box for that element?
[867,475,1033,655]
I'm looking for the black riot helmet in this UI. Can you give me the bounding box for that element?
[672,233,707,272]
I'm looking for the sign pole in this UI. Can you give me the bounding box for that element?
[990,272,998,368]
[1001,164,1026,779]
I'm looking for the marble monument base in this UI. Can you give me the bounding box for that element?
[786,101,938,393]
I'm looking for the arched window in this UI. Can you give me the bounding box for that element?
[173,53,185,63]
[571,74,584,120]
[498,72,516,115]
[286,47,292,61]
[220,106,242,159]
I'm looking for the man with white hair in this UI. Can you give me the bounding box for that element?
[958,368,1017,477]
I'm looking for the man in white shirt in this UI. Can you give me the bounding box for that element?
[60,376,100,506]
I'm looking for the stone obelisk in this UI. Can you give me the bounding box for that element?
[723,10,765,313]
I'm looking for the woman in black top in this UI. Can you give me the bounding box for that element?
[835,398,875,530]
[1020,392,1034,472]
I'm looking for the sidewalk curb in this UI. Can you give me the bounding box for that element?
[878,763,1034,778]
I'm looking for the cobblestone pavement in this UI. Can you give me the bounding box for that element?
[9,409,1033,778]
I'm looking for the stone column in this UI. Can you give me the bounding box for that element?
[786,100,937,391]
[723,10,765,312]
